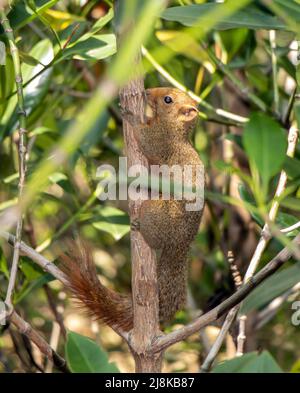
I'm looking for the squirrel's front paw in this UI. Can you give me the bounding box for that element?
[119,105,138,126]
[131,218,141,231]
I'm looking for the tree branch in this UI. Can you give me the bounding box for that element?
[115,0,162,372]
[0,230,69,286]
[151,233,300,353]
[8,310,69,373]
[1,9,28,308]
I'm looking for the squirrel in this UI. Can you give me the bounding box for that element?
[61,87,205,332]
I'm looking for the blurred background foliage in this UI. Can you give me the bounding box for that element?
[0,0,300,373]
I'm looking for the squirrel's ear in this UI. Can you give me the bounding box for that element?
[145,102,154,119]
[179,105,198,122]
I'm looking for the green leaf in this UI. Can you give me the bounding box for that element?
[0,55,15,115]
[0,39,54,140]
[280,196,300,211]
[65,331,119,373]
[225,134,243,149]
[48,172,74,193]
[241,263,300,314]
[161,5,287,30]
[62,34,116,61]
[82,8,114,39]
[242,113,287,190]
[92,206,130,241]
[274,0,300,23]
[0,250,9,279]
[238,183,263,226]
[15,273,54,304]
[276,212,300,237]
[7,0,60,31]
[28,126,56,137]
[20,257,44,281]
[212,351,283,373]
[19,51,41,66]
[284,156,300,179]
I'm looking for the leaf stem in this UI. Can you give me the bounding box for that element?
[142,46,248,125]
[204,44,267,112]
[269,30,279,115]
[1,10,27,308]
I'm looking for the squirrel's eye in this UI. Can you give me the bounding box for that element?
[164,96,173,104]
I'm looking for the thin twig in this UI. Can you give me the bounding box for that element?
[204,44,267,112]
[8,311,69,373]
[283,87,296,126]
[269,30,279,115]
[141,46,248,125]
[255,282,300,329]
[1,11,28,308]
[200,251,242,372]
[281,221,300,234]
[44,322,61,373]
[151,233,300,353]
[236,123,299,355]
[200,306,239,373]
[0,231,69,286]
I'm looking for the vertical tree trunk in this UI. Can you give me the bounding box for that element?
[114,0,163,373]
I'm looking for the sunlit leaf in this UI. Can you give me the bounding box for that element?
[92,206,130,241]
[162,4,287,30]
[62,34,116,61]
[0,39,54,140]
[242,113,287,191]
[7,0,60,30]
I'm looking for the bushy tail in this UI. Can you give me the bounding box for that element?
[60,242,133,332]
[157,245,189,324]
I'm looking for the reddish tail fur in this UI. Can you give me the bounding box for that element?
[60,242,133,332]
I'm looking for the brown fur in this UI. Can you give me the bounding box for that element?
[61,88,204,331]
[60,243,133,331]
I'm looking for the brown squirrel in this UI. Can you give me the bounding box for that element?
[61,88,205,332]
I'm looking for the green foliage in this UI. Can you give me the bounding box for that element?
[65,331,119,373]
[92,206,130,241]
[241,263,300,314]
[162,4,286,30]
[243,112,287,199]
[0,0,299,373]
[212,351,283,373]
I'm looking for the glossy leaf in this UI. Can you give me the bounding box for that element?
[7,0,60,30]
[242,113,287,189]
[241,263,300,314]
[161,5,287,30]
[62,34,116,61]
[0,39,54,140]
[16,273,54,304]
[92,206,130,241]
[65,331,119,373]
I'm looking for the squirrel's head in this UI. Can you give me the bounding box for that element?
[145,87,199,131]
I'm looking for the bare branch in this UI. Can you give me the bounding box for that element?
[8,311,69,373]
[0,230,69,286]
[115,0,162,372]
[236,123,299,355]
[200,251,242,372]
[0,10,28,308]
[151,233,300,353]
